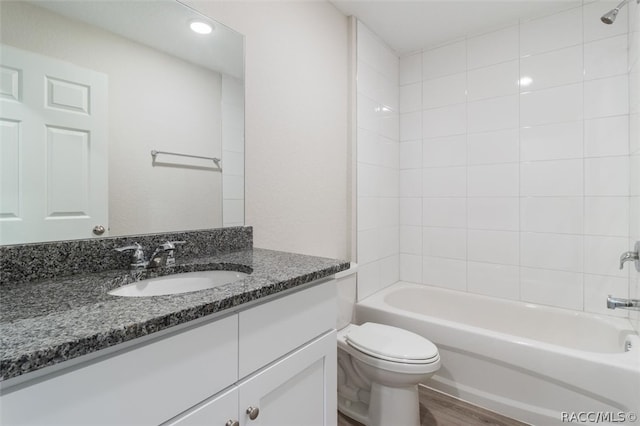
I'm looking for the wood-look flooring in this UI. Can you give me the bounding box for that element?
[337,385,528,426]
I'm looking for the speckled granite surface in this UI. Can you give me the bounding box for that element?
[0,227,252,285]
[0,248,349,382]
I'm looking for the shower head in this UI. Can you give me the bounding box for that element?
[601,0,637,24]
[600,6,620,24]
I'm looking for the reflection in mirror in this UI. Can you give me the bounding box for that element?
[0,0,244,245]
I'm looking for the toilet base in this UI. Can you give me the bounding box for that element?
[338,383,420,426]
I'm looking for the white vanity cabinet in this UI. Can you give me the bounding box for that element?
[1,279,337,426]
[167,280,337,426]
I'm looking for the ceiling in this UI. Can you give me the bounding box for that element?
[330,0,582,54]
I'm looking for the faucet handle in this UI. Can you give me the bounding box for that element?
[160,240,186,250]
[619,241,640,270]
[114,242,146,269]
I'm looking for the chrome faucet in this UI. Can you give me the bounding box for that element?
[607,295,640,311]
[147,241,186,269]
[114,241,185,270]
[619,241,640,271]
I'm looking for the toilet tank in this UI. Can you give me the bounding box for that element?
[335,263,357,330]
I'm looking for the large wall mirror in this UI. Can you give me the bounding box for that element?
[0,0,245,245]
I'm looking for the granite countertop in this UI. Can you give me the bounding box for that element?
[0,248,350,382]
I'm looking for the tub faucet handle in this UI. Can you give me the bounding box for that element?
[619,241,640,271]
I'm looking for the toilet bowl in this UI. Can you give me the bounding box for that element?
[337,323,440,426]
[335,265,441,426]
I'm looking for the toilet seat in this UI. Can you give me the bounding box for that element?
[345,323,439,364]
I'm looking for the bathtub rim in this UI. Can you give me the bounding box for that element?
[356,281,639,368]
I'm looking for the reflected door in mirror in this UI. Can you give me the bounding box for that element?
[0,45,108,244]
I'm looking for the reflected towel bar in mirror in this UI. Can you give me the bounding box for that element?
[151,150,221,168]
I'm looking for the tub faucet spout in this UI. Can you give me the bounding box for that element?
[607,295,640,310]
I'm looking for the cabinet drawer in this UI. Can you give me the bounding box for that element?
[164,386,239,426]
[1,314,238,426]
[239,280,335,378]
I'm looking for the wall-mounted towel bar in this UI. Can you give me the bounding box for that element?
[151,150,221,167]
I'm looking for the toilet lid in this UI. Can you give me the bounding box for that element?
[345,323,439,364]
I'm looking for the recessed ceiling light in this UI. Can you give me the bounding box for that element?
[190,20,213,35]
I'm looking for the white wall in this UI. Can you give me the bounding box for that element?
[355,22,400,300]
[628,0,640,332]
[393,0,631,318]
[187,1,350,260]
[2,1,224,236]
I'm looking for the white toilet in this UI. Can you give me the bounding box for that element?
[335,266,441,426]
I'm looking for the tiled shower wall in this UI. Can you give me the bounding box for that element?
[356,22,400,300]
[222,75,245,227]
[396,1,632,317]
[629,0,639,331]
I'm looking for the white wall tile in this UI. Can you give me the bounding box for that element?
[357,261,381,300]
[584,35,628,80]
[423,135,467,167]
[357,128,380,165]
[467,61,519,101]
[379,197,399,227]
[400,169,422,197]
[422,41,466,80]
[468,229,519,265]
[584,115,629,157]
[400,83,422,113]
[422,104,467,138]
[358,95,379,133]
[422,167,466,197]
[400,53,422,85]
[584,235,630,277]
[400,226,422,254]
[422,227,467,260]
[467,129,519,165]
[379,226,400,258]
[377,168,397,198]
[584,75,629,119]
[422,256,467,290]
[379,137,399,169]
[468,164,519,197]
[520,197,584,234]
[520,7,582,56]
[380,254,400,288]
[358,197,379,231]
[423,198,467,228]
[519,45,583,91]
[358,61,383,102]
[379,113,399,141]
[422,72,466,109]
[358,228,380,264]
[400,197,422,226]
[468,95,519,133]
[468,262,519,300]
[467,26,519,69]
[521,232,584,273]
[584,197,629,237]
[520,121,583,161]
[400,112,421,142]
[520,267,584,310]
[520,159,583,197]
[585,156,629,196]
[520,83,583,127]
[400,140,422,169]
[468,197,519,231]
[400,254,422,283]
[631,154,640,196]
[584,274,629,318]
[583,0,628,43]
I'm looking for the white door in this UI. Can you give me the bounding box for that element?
[238,331,337,426]
[0,44,108,244]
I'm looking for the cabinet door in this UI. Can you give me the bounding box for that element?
[238,331,337,426]
[163,386,238,426]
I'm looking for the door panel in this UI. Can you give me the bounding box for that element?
[0,44,108,244]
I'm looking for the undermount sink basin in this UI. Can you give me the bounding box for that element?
[108,270,248,297]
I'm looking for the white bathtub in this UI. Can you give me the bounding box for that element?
[356,282,640,425]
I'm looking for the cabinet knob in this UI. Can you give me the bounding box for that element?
[225,421,239,426]
[246,406,260,420]
[92,225,106,235]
